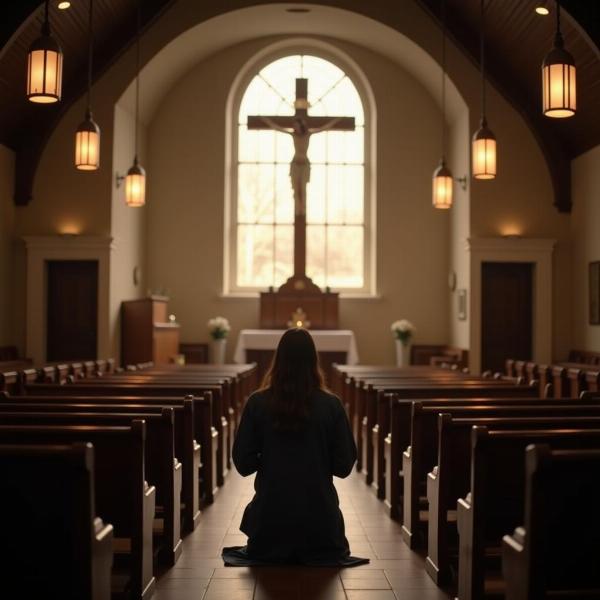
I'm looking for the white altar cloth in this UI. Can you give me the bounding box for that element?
[233,329,359,365]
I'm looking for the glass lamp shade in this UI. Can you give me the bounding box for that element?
[125,160,146,207]
[27,31,63,103]
[472,120,497,179]
[75,113,100,171]
[542,43,576,118]
[432,160,453,209]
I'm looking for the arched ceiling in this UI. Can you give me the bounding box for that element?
[2,0,598,212]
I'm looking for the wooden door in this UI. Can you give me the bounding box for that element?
[46,260,98,362]
[481,262,533,374]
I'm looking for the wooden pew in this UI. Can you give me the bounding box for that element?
[0,443,113,599]
[2,398,200,533]
[0,408,182,567]
[502,445,600,600]
[129,362,258,426]
[0,422,155,600]
[5,392,211,511]
[425,407,600,584]
[57,376,231,484]
[537,363,553,398]
[372,379,536,500]
[0,397,200,532]
[359,373,481,481]
[383,389,545,521]
[106,374,233,474]
[551,365,570,398]
[456,426,600,600]
[360,377,529,484]
[19,383,220,503]
[372,383,537,514]
[0,370,20,395]
[403,401,600,550]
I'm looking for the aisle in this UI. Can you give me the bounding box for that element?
[155,469,451,600]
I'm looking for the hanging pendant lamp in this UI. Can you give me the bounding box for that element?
[542,0,576,118]
[75,0,100,171]
[432,0,453,209]
[125,0,146,207]
[472,0,497,180]
[432,160,453,209]
[27,0,63,103]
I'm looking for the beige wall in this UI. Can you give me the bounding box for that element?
[0,144,15,346]
[448,109,470,351]
[109,104,148,362]
[572,144,600,352]
[146,37,450,364]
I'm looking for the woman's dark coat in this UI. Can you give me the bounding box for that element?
[231,389,357,564]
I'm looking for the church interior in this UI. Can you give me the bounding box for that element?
[1,0,600,598]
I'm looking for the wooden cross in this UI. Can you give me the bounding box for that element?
[247,78,355,284]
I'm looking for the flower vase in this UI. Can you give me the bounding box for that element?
[211,338,227,364]
[395,340,411,367]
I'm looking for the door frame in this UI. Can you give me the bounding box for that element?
[468,237,556,375]
[24,236,113,365]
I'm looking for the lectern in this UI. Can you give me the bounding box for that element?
[121,296,180,367]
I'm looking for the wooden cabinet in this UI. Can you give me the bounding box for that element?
[121,296,180,367]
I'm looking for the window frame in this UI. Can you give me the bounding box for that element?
[223,40,377,298]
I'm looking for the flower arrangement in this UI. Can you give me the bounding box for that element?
[391,319,416,346]
[207,316,231,340]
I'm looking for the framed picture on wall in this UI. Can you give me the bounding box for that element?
[590,262,600,325]
[458,289,467,321]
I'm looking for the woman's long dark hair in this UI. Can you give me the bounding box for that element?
[261,328,325,430]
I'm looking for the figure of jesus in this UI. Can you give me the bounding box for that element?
[255,115,346,216]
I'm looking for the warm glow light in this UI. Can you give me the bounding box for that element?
[472,121,497,179]
[27,31,63,103]
[75,113,100,171]
[432,161,453,209]
[57,1,71,8]
[499,223,524,237]
[542,9,576,119]
[58,222,82,235]
[542,61,576,117]
[125,160,146,207]
[535,3,549,15]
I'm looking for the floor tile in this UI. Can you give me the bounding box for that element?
[153,469,451,600]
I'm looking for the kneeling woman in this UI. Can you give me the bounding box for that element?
[222,328,366,566]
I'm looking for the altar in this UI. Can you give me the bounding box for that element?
[234,329,359,383]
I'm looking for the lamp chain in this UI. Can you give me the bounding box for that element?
[441,0,446,160]
[43,0,50,35]
[134,0,141,161]
[87,0,94,113]
[480,0,486,120]
[555,0,563,46]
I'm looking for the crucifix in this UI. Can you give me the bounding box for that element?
[248,78,355,288]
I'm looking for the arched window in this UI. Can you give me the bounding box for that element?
[227,52,373,294]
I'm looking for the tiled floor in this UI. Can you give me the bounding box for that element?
[155,470,452,600]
